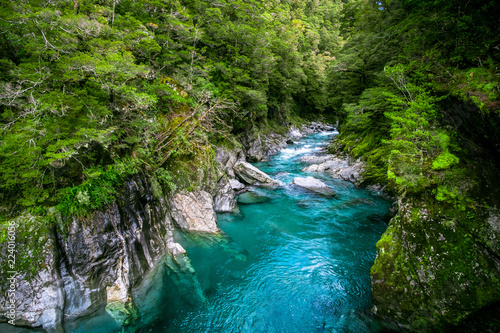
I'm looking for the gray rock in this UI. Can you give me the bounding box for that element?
[301,121,336,133]
[240,131,290,162]
[0,216,64,332]
[233,161,279,187]
[288,125,302,138]
[166,242,186,256]
[302,158,348,173]
[214,176,237,212]
[214,146,245,179]
[332,160,364,184]
[0,175,179,332]
[243,134,265,162]
[292,177,336,196]
[170,190,218,233]
[229,178,245,191]
[301,155,364,186]
[301,154,336,164]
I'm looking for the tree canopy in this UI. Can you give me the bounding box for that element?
[0,0,343,222]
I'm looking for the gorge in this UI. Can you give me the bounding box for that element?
[1,0,500,332]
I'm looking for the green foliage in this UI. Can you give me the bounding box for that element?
[331,0,500,205]
[0,0,342,224]
[156,167,177,192]
[432,151,459,170]
[0,0,340,222]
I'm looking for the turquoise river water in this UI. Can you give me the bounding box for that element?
[71,131,393,333]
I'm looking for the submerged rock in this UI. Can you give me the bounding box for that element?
[292,177,336,196]
[170,190,218,233]
[233,161,279,187]
[237,191,270,204]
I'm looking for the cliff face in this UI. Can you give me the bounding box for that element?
[371,199,500,331]
[0,175,178,332]
[370,99,500,331]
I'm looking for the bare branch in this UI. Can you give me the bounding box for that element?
[32,19,69,54]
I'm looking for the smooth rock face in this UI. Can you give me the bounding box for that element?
[233,161,279,187]
[229,178,245,191]
[0,219,65,332]
[170,190,218,233]
[214,176,237,212]
[292,177,335,196]
[0,175,179,332]
[60,177,176,325]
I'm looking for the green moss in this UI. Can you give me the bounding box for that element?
[0,214,53,283]
[432,150,459,170]
[371,199,500,331]
[165,144,220,194]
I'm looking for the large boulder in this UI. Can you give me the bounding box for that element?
[233,161,279,187]
[292,177,336,196]
[170,190,218,233]
[371,199,500,331]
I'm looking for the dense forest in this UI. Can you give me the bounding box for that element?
[2,0,499,226]
[0,0,342,221]
[1,0,500,331]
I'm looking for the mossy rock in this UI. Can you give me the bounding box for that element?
[371,199,500,331]
[0,214,53,283]
[164,144,221,196]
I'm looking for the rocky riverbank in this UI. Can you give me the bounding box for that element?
[0,121,337,332]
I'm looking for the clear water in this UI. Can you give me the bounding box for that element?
[68,131,392,333]
[136,132,392,333]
